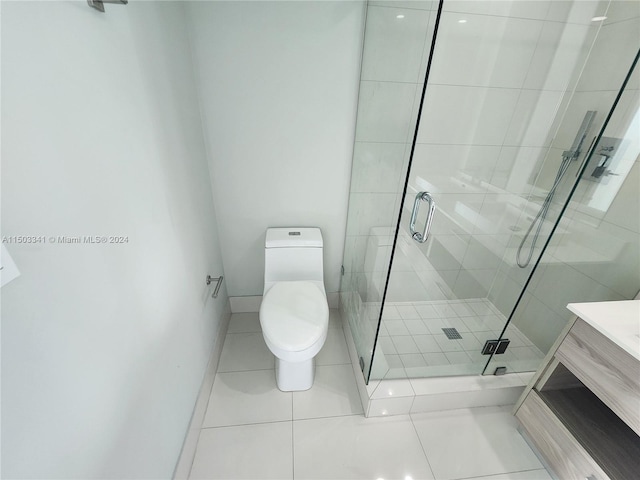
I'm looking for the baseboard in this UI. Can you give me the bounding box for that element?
[340,305,371,416]
[229,295,262,313]
[327,292,339,309]
[230,292,339,313]
[172,300,232,480]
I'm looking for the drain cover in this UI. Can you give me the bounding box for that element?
[442,327,462,339]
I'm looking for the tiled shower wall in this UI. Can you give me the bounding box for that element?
[344,0,610,300]
[407,0,610,302]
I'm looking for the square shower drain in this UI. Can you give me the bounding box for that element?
[442,327,462,339]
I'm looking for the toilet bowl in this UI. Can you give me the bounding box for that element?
[259,228,329,391]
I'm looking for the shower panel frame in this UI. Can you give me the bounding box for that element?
[486,46,640,377]
[367,0,447,384]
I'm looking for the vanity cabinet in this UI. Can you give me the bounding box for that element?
[514,300,640,480]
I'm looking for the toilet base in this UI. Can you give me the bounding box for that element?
[275,357,315,392]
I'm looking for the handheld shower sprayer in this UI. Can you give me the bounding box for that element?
[515,111,597,268]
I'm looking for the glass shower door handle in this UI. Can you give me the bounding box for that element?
[409,192,436,243]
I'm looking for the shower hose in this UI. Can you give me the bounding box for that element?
[515,152,573,268]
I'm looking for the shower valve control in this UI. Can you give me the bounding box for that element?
[584,136,623,182]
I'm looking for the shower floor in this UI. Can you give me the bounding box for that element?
[360,226,546,380]
[370,298,544,380]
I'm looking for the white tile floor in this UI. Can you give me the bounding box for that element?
[187,311,552,480]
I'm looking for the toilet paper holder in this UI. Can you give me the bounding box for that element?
[206,275,224,298]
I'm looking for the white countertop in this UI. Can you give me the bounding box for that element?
[567,300,640,361]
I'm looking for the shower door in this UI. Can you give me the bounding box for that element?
[341,0,640,383]
[370,0,640,381]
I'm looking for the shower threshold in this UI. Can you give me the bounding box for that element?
[363,371,535,417]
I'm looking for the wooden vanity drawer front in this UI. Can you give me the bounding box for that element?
[517,391,610,480]
[556,319,640,436]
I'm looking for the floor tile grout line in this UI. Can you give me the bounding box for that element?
[291,366,295,479]
[452,467,550,480]
[217,365,274,372]
[407,411,438,480]
[217,367,275,374]
[218,360,352,376]
[292,413,366,424]
[200,419,294,431]
[291,417,295,480]
[200,411,368,431]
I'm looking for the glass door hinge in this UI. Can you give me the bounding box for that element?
[481,338,510,355]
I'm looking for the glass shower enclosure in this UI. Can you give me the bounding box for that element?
[340,0,640,383]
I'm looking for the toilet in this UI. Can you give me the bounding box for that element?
[259,227,329,391]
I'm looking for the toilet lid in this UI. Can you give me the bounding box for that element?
[260,281,329,352]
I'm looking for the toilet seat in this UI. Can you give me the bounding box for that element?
[260,281,329,361]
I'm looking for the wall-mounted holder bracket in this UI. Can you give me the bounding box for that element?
[206,275,224,299]
[87,0,128,13]
[1,245,21,288]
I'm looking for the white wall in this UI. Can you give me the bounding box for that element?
[186,0,365,297]
[1,2,228,478]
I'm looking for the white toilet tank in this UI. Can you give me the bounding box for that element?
[264,228,324,294]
